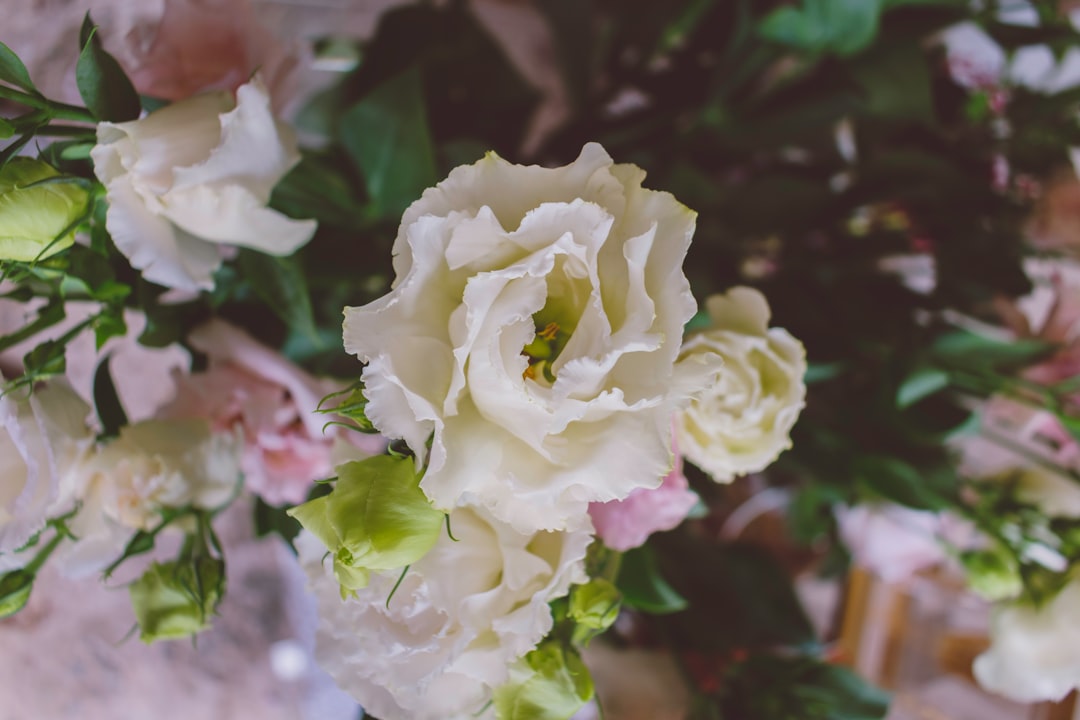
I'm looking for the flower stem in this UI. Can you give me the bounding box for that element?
[0,85,96,124]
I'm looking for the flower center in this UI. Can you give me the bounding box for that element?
[522,320,569,383]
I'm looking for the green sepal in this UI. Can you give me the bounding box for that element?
[493,642,594,720]
[0,568,34,617]
[129,557,224,642]
[568,578,621,634]
[288,455,442,591]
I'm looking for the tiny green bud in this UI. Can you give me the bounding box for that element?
[960,547,1023,602]
[568,578,621,632]
[288,455,443,592]
[0,569,35,618]
[129,557,224,642]
[494,642,594,720]
[0,158,90,262]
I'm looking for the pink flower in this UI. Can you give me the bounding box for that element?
[836,504,977,583]
[160,319,383,505]
[119,0,301,112]
[588,441,698,552]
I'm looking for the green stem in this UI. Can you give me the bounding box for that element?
[0,85,96,124]
[23,529,65,575]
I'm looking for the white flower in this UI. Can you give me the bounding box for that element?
[343,143,716,532]
[91,76,316,291]
[0,379,92,571]
[974,579,1080,703]
[58,418,241,576]
[675,287,806,482]
[298,503,592,720]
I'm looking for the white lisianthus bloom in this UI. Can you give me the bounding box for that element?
[0,379,92,571]
[57,418,241,576]
[974,579,1080,703]
[675,287,806,482]
[343,143,719,532]
[298,503,592,720]
[90,75,316,292]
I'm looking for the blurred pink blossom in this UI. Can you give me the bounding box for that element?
[119,0,302,112]
[588,439,698,552]
[161,318,383,505]
[836,504,973,583]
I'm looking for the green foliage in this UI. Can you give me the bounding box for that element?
[129,557,224,642]
[75,14,140,122]
[616,544,688,614]
[759,0,884,57]
[0,569,34,618]
[718,654,890,720]
[340,67,438,220]
[0,41,36,93]
[92,354,128,439]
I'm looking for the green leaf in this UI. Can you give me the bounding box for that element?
[93,354,129,438]
[0,118,13,140]
[896,367,950,408]
[853,455,951,509]
[0,296,64,354]
[849,41,935,124]
[22,338,66,380]
[931,329,1053,371]
[0,41,37,93]
[340,67,438,219]
[759,0,883,57]
[75,14,141,122]
[253,497,303,550]
[617,545,688,614]
[235,248,319,343]
[0,158,91,262]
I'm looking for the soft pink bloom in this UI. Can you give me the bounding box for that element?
[119,0,302,112]
[836,504,974,583]
[161,319,383,505]
[588,444,698,552]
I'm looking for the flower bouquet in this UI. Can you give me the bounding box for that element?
[3,1,1080,718]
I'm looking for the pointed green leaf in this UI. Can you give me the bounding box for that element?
[93,354,129,438]
[76,15,141,122]
[340,67,438,218]
[896,367,950,409]
[0,41,37,93]
[616,545,688,614]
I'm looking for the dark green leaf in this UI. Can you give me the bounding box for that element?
[0,568,34,618]
[930,329,1053,371]
[235,248,320,343]
[0,41,37,93]
[93,354,128,438]
[75,15,141,122]
[340,67,438,219]
[0,297,64,354]
[759,0,883,57]
[253,498,302,551]
[0,118,14,140]
[22,338,66,379]
[853,455,952,509]
[616,545,688,614]
[896,367,950,408]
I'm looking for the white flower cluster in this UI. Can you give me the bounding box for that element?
[296,144,807,718]
[0,374,241,576]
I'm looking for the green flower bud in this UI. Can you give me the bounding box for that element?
[0,569,34,618]
[568,578,621,632]
[960,547,1023,602]
[129,557,224,642]
[494,642,594,720]
[0,158,90,262]
[287,455,443,592]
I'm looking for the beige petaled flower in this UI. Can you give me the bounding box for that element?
[676,287,806,482]
[0,378,92,572]
[343,143,718,533]
[298,503,592,720]
[91,76,316,291]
